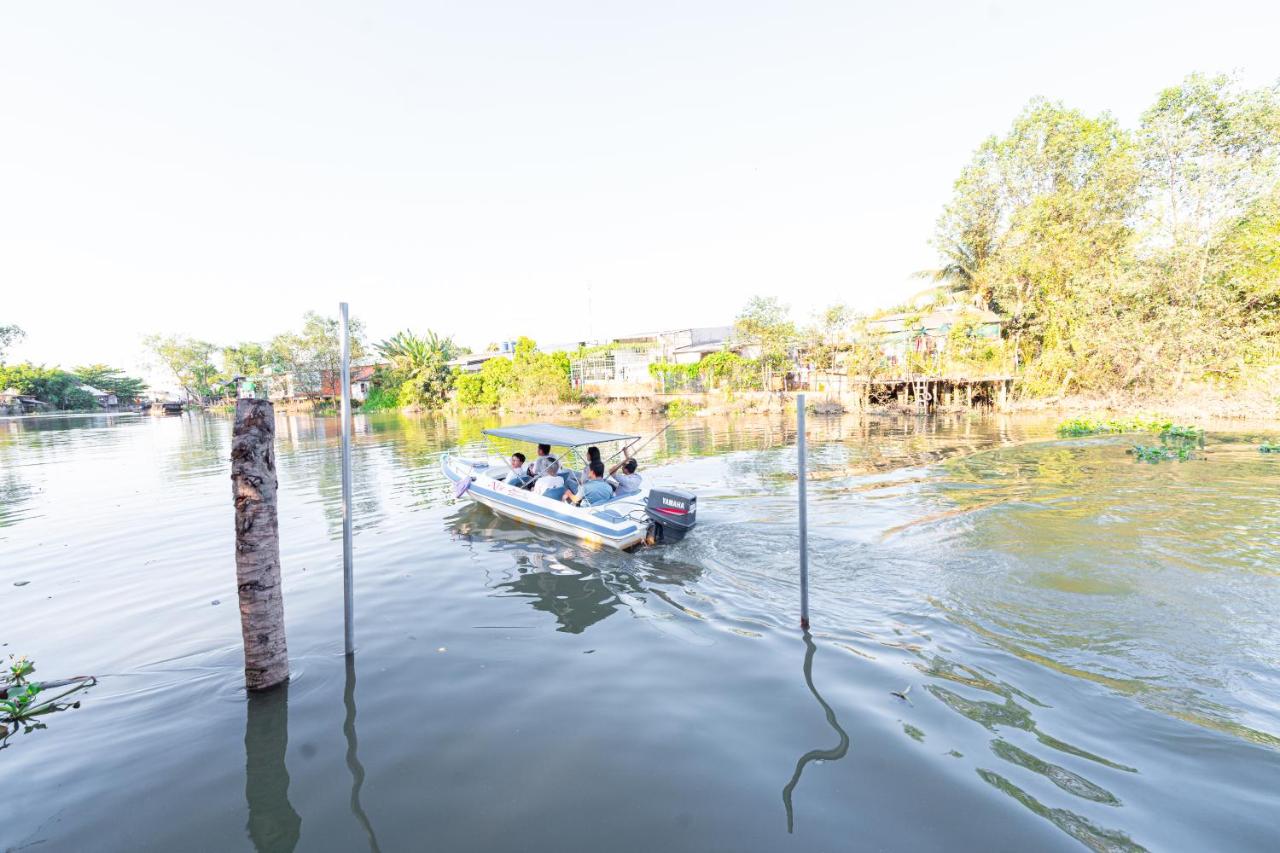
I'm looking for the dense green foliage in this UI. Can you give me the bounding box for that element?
[453,337,573,410]
[375,329,457,409]
[648,351,765,392]
[0,364,98,409]
[71,365,147,403]
[933,74,1280,397]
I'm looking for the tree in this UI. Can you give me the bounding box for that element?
[0,324,24,361]
[734,296,797,369]
[0,364,97,409]
[143,335,222,401]
[270,312,366,399]
[375,329,457,409]
[72,364,147,403]
[929,75,1280,397]
[222,342,272,378]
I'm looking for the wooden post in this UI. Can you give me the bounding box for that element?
[232,398,289,691]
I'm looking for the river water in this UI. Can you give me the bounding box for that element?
[2,411,1278,852]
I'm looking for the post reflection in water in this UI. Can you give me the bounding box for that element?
[244,683,302,853]
[344,655,382,853]
[782,632,850,834]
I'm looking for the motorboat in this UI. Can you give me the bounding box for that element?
[440,423,697,550]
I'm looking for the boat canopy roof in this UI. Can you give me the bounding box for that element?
[483,423,639,447]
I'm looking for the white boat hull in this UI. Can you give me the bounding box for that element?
[441,454,649,550]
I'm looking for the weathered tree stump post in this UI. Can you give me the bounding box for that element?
[232,398,289,691]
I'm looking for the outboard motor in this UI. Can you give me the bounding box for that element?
[644,488,697,542]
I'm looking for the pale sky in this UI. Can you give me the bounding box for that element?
[3,1,1278,384]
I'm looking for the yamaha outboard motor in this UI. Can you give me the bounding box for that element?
[644,488,697,542]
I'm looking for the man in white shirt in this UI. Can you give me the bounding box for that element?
[532,460,566,498]
[608,447,642,495]
[529,443,555,478]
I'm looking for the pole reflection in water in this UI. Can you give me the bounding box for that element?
[782,632,850,834]
[345,655,382,853]
[244,683,302,853]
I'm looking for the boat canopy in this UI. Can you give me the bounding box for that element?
[482,423,639,447]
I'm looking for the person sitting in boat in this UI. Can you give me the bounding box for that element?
[563,460,613,507]
[507,452,530,487]
[608,448,642,495]
[532,460,566,500]
[565,445,601,496]
[528,443,555,479]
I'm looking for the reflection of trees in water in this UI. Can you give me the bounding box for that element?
[781,632,850,833]
[0,415,145,531]
[158,413,232,481]
[911,651,1147,850]
[976,768,1145,852]
[0,464,35,530]
[275,416,387,537]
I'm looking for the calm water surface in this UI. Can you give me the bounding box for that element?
[2,411,1278,852]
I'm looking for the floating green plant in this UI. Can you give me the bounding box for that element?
[1056,416,1173,437]
[1159,424,1203,441]
[1130,444,1194,463]
[1260,443,1280,453]
[1,656,96,748]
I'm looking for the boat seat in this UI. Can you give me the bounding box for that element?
[541,486,567,501]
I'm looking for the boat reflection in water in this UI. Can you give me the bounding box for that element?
[447,504,704,635]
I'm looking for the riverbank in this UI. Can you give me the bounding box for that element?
[1005,378,1280,423]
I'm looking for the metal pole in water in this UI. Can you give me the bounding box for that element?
[340,302,355,656]
[797,393,809,630]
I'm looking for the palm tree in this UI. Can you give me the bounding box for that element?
[376,330,457,374]
[914,225,997,309]
[375,330,459,407]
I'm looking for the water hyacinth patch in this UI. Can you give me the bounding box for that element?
[1130,444,1195,463]
[1056,417,1174,437]
[1159,424,1203,441]
[1260,443,1280,453]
